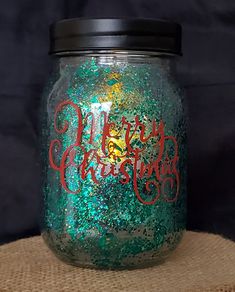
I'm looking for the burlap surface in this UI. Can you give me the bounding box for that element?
[0,231,235,292]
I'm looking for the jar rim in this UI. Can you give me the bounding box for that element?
[51,49,181,58]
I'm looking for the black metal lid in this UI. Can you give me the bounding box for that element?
[50,18,182,56]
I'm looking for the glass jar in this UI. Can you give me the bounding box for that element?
[41,18,187,269]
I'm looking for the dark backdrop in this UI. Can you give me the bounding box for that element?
[0,0,235,244]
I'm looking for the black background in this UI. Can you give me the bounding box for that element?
[0,0,235,244]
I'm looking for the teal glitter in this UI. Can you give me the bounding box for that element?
[41,54,187,269]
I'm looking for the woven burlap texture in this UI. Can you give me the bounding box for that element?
[0,231,235,292]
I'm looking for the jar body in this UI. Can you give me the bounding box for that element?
[41,52,187,269]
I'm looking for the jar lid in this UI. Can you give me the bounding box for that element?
[50,18,182,56]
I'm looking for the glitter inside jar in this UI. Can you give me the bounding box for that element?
[41,18,187,269]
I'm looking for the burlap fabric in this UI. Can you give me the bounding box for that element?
[0,231,235,292]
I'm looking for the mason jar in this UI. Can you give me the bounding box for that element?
[41,18,187,269]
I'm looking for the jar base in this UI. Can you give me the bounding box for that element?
[42,230,184,270]
[55,254,166,270]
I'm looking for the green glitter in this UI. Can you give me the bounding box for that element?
[41,54,187,269]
